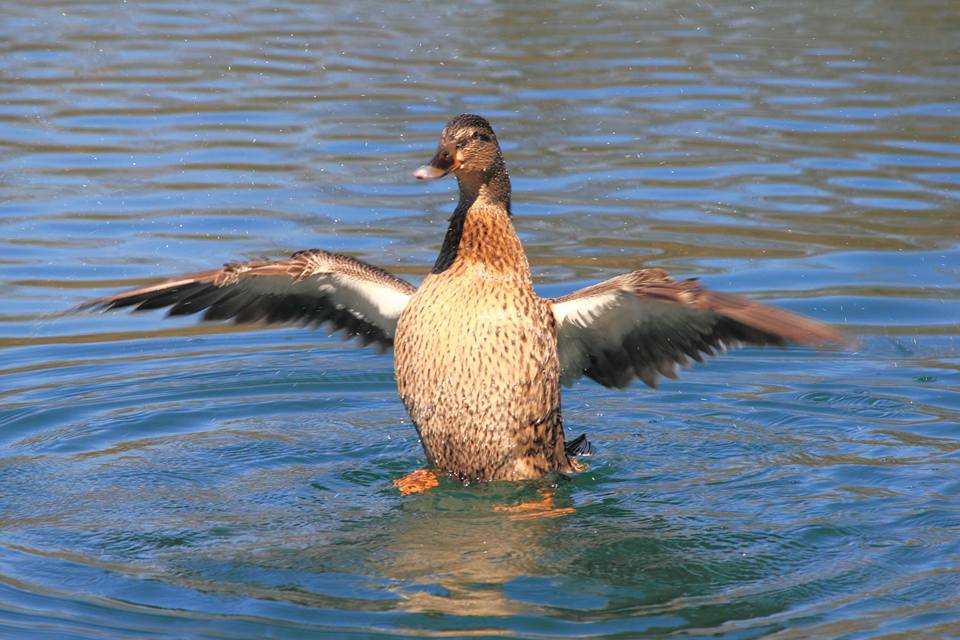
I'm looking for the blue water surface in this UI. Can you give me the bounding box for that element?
[1,2,959,638]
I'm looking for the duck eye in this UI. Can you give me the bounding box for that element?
[455,132,491,148]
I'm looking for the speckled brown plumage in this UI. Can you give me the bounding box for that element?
[79,113,851,486]
[395,198,572,482]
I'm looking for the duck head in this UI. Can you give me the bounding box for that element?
[414,114,503,181]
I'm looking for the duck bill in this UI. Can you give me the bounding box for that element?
[414,149,461,180]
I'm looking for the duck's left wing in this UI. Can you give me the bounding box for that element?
[550,269,849,389]
[78,249,417,349]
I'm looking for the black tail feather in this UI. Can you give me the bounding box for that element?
[564,433,593,457]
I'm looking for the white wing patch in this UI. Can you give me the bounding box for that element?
[241,271,412,338]
[553,292,619,328]
[330,273,411,333]
[552,291,631,386]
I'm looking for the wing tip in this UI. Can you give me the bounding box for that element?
[787,324,858,352]
[69,295,125,315]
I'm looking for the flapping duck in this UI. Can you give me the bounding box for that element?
[80,114,848,486]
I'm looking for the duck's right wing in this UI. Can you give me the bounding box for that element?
[77,249,418,350]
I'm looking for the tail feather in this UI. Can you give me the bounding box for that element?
[564,433,593,457]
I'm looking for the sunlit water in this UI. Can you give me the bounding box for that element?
[1,2,959,638]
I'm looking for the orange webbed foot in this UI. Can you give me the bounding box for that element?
[393,468,440,495]
[494,488,575,521]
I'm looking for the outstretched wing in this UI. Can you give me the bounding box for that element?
[78,249,418,349]
[550,269,850,388]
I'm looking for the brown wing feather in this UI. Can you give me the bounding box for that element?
[551,269,851,389]
[77,249,418,349]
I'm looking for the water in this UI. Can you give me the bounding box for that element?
[1,1,959,638]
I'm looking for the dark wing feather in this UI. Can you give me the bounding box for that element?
[550,269,851,389]
[77,249,418,350]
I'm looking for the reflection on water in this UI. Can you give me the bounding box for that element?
[1,0,960,638]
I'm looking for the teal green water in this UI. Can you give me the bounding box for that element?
[2,2,959,638]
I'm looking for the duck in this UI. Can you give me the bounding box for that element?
[80,113,848,486]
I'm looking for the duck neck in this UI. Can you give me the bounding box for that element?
[432,161,529,277]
